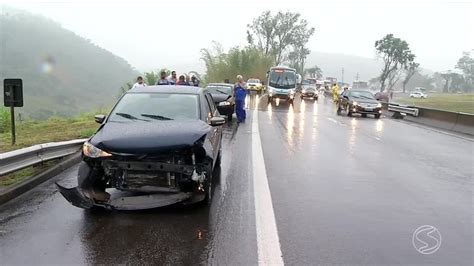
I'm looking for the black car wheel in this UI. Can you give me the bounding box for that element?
[375,114,381,119]
[361,113,367,118]
[347,106,353,117]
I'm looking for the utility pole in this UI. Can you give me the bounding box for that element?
[341,68,344,84]
[356,72,359,81]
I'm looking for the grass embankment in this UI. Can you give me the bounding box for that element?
[1,110,106,153]
[0,160,58,187]
[0,110,107,187]
[394,93,474,114]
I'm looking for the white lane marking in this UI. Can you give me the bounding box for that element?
[327,117,346,126]
[252,110,284,265]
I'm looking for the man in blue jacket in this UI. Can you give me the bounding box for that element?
[234,75,248,123]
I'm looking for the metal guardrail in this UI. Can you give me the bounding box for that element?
[388,104,419,117]
[0,139,87,176]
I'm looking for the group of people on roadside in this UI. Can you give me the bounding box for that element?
[131,72,248,123]
[131,70,200,89]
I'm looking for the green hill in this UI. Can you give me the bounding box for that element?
[0,7,138,120]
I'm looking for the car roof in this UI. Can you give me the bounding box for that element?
[129,85,203,94]
[206,83,234,87]
[350,89,373,93]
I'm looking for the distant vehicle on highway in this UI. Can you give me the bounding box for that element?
[352,80,369,90]
[338,89,382,118]
[247,78,264,93]
[206,83,235,121]
[410,91,428,99]
[267,66,299,104]
[57,86,225,210]
[300,79,318,100]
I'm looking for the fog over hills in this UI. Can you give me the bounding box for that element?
[0,8,138,119]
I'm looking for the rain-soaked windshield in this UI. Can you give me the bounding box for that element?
[109,93,200,121]
[350,90,376,100]
[268,70,296,89]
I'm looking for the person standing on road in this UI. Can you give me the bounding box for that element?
[234,75,248,123]
[131,76,147,89]
[331,83,340,103]
[191,76,200,87]
[169,71,177,85]
[176,74,190,86]
[156,71,170,85]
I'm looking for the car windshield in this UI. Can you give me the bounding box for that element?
[268,70,296,89]
[248,79,260,83]
[350,90,375,100]
[108,93,199,122]
[206,85,233,95]
[302,80,310,85]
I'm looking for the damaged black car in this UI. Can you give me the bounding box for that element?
[57,86,225,210]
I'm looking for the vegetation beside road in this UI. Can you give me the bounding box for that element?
[0,160,58,187]
[394,93,474,114]
[0,110,106,153]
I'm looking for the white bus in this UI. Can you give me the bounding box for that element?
[266,66,301,103]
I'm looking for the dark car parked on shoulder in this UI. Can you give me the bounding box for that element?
[205,83,235,121]
[338,89,382,118]
[57,86,225,210]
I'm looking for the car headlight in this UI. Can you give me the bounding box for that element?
[82,142,112,158]
[377,103,382,108]
[352,101,358,106]
[302,89,306,93]
[268,88,275,93]
[289,89,296,95]
[218,101,231,106]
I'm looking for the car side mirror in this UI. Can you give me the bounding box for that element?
[210,116,226,126]
[94,114,106,124]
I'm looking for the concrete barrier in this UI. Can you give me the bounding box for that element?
[452,112,474,136]
[400,106,474,136]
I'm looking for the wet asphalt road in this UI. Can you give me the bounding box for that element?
[0,94,472,265]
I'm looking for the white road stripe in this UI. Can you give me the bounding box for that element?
[252,110,284,265]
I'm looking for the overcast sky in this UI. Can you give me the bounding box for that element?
[2,0,473,74]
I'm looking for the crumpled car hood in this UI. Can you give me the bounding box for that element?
[91,120,211,154]
[210,93,231,103]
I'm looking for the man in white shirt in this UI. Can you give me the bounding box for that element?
[131,76,147,89]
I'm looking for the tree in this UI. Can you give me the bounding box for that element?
[402,62,419,93]
[119,82,133,96]
[246,11,276,55]
[455,51,474,87]
[375,34,415,92]
[201,44,273,84]
[247,11,315,66]
[288,24,315,73]
[144,71,159,85]
[305,65,323,78]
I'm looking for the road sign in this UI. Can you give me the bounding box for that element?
[3,78,23,145]
[4,78,23,107]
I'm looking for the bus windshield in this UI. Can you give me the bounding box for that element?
[268,69,296,89]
